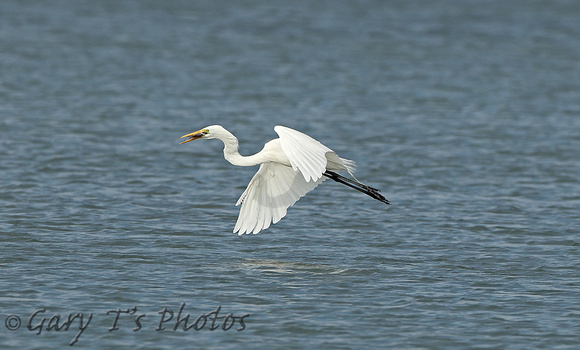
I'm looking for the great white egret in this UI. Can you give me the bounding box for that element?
[180,125,389,234]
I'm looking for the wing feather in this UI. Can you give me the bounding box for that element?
[234,162,325,235]
[274,125,332,182]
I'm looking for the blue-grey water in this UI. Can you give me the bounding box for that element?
[1,0,579,348]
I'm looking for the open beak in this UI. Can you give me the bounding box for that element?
[179,130,205,144]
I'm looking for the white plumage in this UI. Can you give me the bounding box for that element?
[180,125,387,235]
[234,162,325,234]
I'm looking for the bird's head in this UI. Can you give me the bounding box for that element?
[179,125,224,144]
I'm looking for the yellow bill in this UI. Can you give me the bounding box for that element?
[179,129,207,144]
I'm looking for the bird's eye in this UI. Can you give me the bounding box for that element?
[202,129,209,134]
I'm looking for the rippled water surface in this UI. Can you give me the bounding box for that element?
[1,0,579,348]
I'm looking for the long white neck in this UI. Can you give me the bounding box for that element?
[217,129,263,167]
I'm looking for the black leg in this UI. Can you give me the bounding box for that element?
[323,171,390,205]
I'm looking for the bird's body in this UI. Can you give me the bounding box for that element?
[180,125,389,234]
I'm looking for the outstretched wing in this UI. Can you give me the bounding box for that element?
[274,125,333,182]
[234,162,325,235]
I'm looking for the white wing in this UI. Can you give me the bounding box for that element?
[234,162,325,235]
[274,125,334,182]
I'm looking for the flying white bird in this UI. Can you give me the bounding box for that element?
[180,125,389,234]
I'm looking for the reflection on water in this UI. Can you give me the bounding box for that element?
[240,258,349,275]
